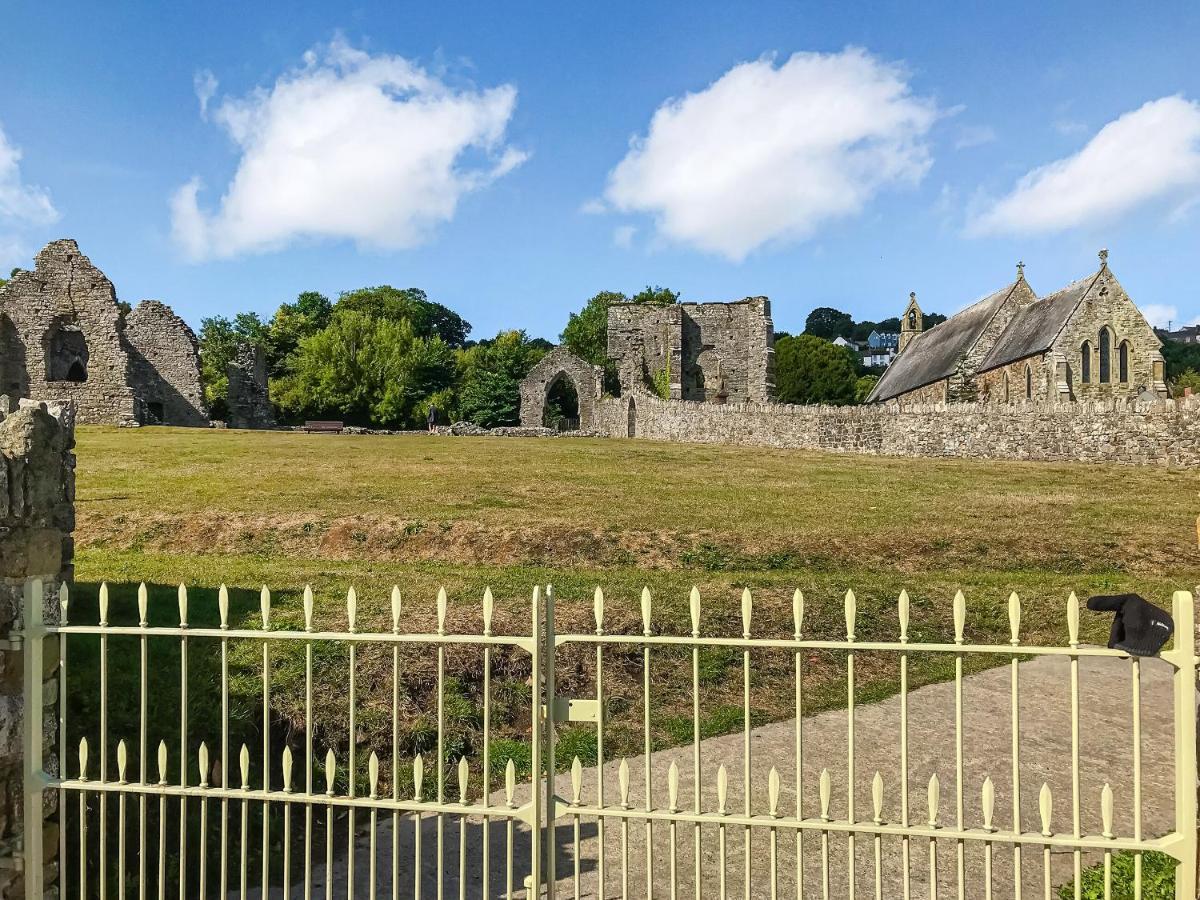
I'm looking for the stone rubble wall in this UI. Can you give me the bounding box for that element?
[123,300,208,426]
[0,401,75,899]
[226,343,276,430]
[518,347,603,429]
[593,391,1200,466]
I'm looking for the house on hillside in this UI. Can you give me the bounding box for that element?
[867,251,1169,404]
[863,330,899,368]
[1157,324,1200,344]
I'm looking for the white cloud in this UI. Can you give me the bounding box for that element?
[612,224,636,248]
[0,123,59,268]
[601,48,939,262]
[954,125,996,150]
[171,39,528,261]
[194,70,218,119]
[1141,304,1177,329]
[969,96,1200,236]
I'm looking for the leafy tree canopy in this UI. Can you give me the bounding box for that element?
[1162,339,1200,380]
[197,311,270,417]
[804,307,854,341]
[775,334,859,405]
[337,286,471,347]
[455,330,548,427]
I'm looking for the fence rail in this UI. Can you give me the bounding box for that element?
[11,579,1199,899]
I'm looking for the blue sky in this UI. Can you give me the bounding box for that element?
[1,1,1198,340]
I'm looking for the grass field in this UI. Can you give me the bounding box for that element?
[68,426,1199,794]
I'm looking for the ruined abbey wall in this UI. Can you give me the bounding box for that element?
[593,391,1200,467]
[124,300,208,426]
[0,241,207,427]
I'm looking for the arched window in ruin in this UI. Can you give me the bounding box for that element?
[627,395,637,438]
[1098,327,1111,384]
[542,372,580,431]
[1025,364,1033,400]
[1118,341,1130,383]
[1002,371,1009,403]
[1080,341,1091,383]
[46,319,89,383]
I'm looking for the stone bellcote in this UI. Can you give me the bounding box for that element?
[899,291,923,353]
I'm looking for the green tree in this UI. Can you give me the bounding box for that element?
[1170,368,1200,398]
[455,330,548,427]
[337,286,471,347]
[197,312,269,418]
[267,291,332,372]
[560,290,628,367]
[804,307,854,341]
[271,309,454,427]
[774,334,859,405]
[855,374,880,403]
[1162,339,1200,380]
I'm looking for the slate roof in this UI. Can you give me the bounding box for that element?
[866,281,1020,402]
[977,273,1100,372]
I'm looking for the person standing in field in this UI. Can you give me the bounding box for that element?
[427,403,438,434]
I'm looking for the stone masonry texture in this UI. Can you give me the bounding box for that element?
[606,298,775,402]
[518,347,603,429]
[226,343,276,429]
[594,391,1200,467]
[0,401,75,899]
[0,239,208,427]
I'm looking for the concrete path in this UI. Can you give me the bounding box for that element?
[261,651,1188,898]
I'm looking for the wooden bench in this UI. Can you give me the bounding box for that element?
[302,420,344,434]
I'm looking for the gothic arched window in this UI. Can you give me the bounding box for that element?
[1080,341,1091,383]
[1118,341,1130,383]
[1025,364,1033,400]
[1098,327,1111,384]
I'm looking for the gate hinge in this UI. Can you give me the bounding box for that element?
[543,697,602,724]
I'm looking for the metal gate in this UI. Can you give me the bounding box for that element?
[11,579,1200,898]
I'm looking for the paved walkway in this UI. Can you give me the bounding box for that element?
[263,651,1188,898]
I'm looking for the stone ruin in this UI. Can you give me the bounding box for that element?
[0,240,207,426]
[607,297,775,403]
[226,343,276,430]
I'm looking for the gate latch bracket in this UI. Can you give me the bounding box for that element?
[543,697,602,724]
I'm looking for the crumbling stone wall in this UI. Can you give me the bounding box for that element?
[226,344,275,429]
[123,300,208,426]
[0,401,75,898]
[518,347,604,429]
[607,298,774,402]
[0,240,209,427]
[0,241,138,426]
[594,391,1200,466]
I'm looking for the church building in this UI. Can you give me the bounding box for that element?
[867,251,1168,404]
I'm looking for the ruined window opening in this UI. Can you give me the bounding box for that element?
[0,315,27,398]
[1118,341,1130,383]
[1002,371,1009,403]
[1098,327,1111,384]
[146,401,165,424]
[627,396,637,438]
[543,372,580,432]
[1025,364,1032,400]
[46,321,89,383]
[1080,341,1091,383]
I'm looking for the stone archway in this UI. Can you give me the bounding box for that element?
[519,347,603,430]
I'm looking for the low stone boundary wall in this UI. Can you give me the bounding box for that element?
[592,392,1200,466]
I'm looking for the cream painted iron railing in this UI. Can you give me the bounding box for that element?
[12,580,1200,898]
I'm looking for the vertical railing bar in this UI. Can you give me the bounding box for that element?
[200,754,209,900]
[1169,591,1198,900]
[530,586,544,894]
[597,595,608,900]
[348,603,358,900]
[1069,607,1081,900]
[325,764,334,900]
[1132,656,1142,897]
[795,590,805,900]
[139,590,148,900]
[482,588,493,900]
[693,610,703,900]
[545,584,559,899]
[177,585,189,900]
[305,589,314,900]
[744,624,753,900]
[436,594,446,900]
[21,579,46,900]
[644,593,654,900]
[59,585,68,900]
[283,795,293,900]
[392,594,401,900]
[157,783,166,900]
[79,782,88,900]
[240,758,249,900]
[846,592,856,900]
[262,591,271,900]
[1011,616,1023,900]
[99,584,109,900]
[220,589,230,900]
[900,613,911,900]
[955,612,965,900]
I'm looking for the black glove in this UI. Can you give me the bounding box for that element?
[1085,594,1173,657]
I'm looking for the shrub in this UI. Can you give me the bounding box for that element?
[1062,850,1175,899]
